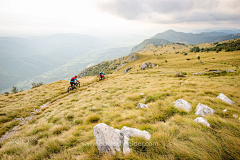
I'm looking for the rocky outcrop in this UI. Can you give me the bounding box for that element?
[136,103,149,109]
[194,117,210,127]
[123,66,132,73]
[128,53,138,61]
[173,99,192,112]
[140,61,156,70]
[195,103,215,117]
[217,93,235,105]
[141,62,147,70]
[93,123,151,155]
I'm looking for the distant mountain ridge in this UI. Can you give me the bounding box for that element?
[131,39,171,53]
[132,30,240,53]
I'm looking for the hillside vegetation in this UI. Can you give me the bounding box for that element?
[0,38,240,160]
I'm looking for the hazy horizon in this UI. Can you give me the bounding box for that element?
[1,0,240,38]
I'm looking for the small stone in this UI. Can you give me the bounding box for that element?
[136,103,149,109]
[140,93,144,95]
[194,117,210,127]
[233,115,238,118]
[223,109,227,112]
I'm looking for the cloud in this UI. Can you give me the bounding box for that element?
[95,0,240,24]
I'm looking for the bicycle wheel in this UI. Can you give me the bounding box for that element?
[68,86,72,93]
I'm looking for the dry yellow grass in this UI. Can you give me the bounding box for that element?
[0,39,240,159]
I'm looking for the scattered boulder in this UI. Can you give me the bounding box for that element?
[124,66,132,73]
[140,93,144,96]
[141,62,147,70]
[173,99,192,112]
[120,126,151,155]
[233,115,238,118]
[226,69,236,73]
[217,93,235,105]
[223,109,227,112]
[194,117,210,127]
[93,123,151,155]
[137,103,149,109]
[195,103,215,117]
[93,123,122,154]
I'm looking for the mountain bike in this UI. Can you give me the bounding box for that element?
[68,82,80,92]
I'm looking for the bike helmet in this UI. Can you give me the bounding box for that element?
[75,75,77,78]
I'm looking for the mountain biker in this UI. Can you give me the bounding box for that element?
[70,75,79,88]
[99,70,105,80]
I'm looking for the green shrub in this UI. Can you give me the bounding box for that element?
[4,92,9,96]
[11,86,18,93]
[86,114,100,124]
[74,119,83,125]
[45,140,61,154]
[52,125,69,135]
[66,114,74,121]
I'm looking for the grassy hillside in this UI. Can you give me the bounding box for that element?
[131,39,171,53]
[0,39,240,160]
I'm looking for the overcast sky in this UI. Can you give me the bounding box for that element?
[0,0,240,37]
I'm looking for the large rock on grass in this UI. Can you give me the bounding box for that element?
[93,123,151,155]
[195,103,215,117]
[194,117,210,127]
[120,126,151,155]
[93,123,122,154]
[217,93,235,105]
[173,99,192,112]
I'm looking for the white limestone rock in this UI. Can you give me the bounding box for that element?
[141,62,147,70]
[140,93,145,96]
[217,93,235,105]
[120,126,151,155]
[136,103,149,109]
[173,99,192,112]
[93,124,151,155]
[233,115,238,118]
[223,109,227,112]
[195,103,215,117]
[93,123,122,154]
[194,117,210,127]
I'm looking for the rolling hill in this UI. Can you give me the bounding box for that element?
[0,38,239,159]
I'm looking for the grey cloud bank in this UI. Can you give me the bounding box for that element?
[96,0,240,23]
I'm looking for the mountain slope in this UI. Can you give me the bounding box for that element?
[131,39,171,53]
[0,39,240,159]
